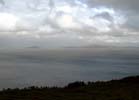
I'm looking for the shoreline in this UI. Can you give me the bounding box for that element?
[1,75,139,90]
[0,75,138,100]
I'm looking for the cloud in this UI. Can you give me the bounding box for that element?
[0,13,18,32]
[0,0,4,6]
[85,0,139,35]
[86,0,139,12]
[93,12,113,21]
[0,0,138,48]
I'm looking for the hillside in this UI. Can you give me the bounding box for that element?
[0,76,139,100]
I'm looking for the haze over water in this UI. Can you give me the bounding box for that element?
[0,47,139,89]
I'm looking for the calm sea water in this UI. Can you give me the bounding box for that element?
[0,47,139,89]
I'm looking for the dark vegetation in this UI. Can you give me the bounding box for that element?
[0,76,139,100]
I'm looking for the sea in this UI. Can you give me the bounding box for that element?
[0,47,139,89]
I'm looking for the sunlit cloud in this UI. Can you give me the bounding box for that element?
[0,13,18,31]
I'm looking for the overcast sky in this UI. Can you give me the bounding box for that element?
[0,0,139,48]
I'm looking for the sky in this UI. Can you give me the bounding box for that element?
[0,0,139,48]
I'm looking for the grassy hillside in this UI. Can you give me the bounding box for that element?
[0,76,139,100]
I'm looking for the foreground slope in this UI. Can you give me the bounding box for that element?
[0,76,139,100]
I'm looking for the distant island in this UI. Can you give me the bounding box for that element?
[0,76,139,100]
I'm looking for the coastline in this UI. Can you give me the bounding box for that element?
[0,75,139,100]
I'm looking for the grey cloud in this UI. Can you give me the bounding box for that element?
[0,0,4,5]
[122,13,139,31]
[86,0,139,12]
[93,12,113,22]
[85,0,139,38]
[0,0,139,48]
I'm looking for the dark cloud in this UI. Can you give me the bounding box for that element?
[93,12,113,21]
[86,0,139,12]
[0,0,4,5]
